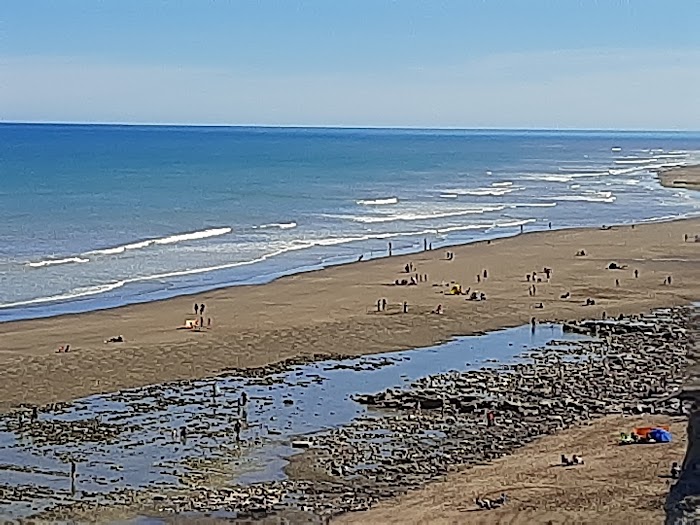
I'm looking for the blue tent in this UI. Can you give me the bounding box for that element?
[649,428,672,443]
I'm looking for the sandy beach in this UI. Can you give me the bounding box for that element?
[1,217,699,412]
[659,165,700,191]
[335,414,686,525]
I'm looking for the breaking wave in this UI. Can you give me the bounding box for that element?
[87,227,233,256]
[342,206,506,224]
[356,197,399,206]
[26,257,90,268]
[550,191,616,203]
[441,187,519,197]
[255,222,297,230]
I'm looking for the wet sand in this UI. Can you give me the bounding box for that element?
[1,217,699,411]
[659,165,700,191]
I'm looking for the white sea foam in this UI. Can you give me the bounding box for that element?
[87,240,153,256]
[26,257,90,268]
[608,161,686,176]
[550,191,616,203]
[525,171,609,182]
[255,222,298,230]
[1,225,501,309]
[87,227,233,256]
[346,206,506,224]
[496,218,537,228]
[523,174,573,183]
[356,197,399,206]
[491,181,513,187]
[439,194,458,199]
[441,187,519,196]
[507,202,557,208]
[558,167,608,174]
[614,158,655,165]
[153,227,233,245]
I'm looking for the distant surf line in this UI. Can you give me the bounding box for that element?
[3,219,537,310]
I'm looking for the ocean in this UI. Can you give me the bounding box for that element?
[1,124,699,322]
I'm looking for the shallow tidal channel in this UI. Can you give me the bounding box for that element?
[0,324,588,519]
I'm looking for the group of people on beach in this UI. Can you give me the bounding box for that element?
[190,303,213,330]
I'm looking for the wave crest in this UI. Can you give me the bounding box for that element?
[356,197,399,206]
[26,257,90,268]
[255,222,297,230]
[87,227,233,256]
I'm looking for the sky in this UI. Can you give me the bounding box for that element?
[1,0,699,129]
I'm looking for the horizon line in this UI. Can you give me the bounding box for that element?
[1,120,699,134]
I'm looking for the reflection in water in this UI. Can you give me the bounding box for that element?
[0,324,587,518]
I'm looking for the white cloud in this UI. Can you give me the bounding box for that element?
[1,49,699,129]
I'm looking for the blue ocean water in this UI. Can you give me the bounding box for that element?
[1,124,699,322]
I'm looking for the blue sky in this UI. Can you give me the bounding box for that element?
[1,1,699,129]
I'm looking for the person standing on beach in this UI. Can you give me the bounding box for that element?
[381,298,387,311]
[403,301,408,313]
[70,460,77,494]
[234,419,242,441]
[194,303,199,315]
[424,238,427,251]
[388,242,393,256]
[200,303,205,316]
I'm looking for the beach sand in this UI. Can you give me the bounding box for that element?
[334,414,685,525]
[1,218,699,411]
[659,165,700,191]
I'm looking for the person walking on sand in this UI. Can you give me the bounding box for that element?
[634,269,639,279]
[70,460,77,494]
[194,303,199,315]
[200,304,205,316]
[382,298,387,311]
[403,301,408,313]
[377,299,382,312]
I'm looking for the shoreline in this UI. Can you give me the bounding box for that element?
[0,216,699,412]
[658,165,700,191]
[27,308,690,523]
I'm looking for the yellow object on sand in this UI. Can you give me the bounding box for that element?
[448,285,462,295]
